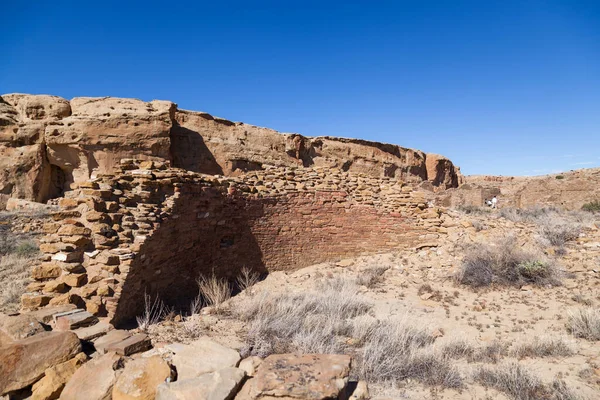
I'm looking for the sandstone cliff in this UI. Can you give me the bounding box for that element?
[0,94,461,206]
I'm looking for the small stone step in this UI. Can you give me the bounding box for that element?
[74,321,113,341]
[52,308,86,323]
[105,333,151,356]
[55,310,98,331]
[27,304,77,324]
[93,329,132,354]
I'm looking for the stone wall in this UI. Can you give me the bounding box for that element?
[22,161,444,326]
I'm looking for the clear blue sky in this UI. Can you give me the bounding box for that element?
[2,1,599,176]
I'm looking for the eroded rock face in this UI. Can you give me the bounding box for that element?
[0,331,81,395]
[237,353,352,400]
[0,93,461,206]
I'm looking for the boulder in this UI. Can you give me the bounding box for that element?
[112,356,173,400]
[60,352,123,400]
[238,356,262,377]
[239,354,351,400]
[156,367,245,400]
[0,312,45,343]
[31,352,87,400]
[168,337,241,380]
[0,331,82,395]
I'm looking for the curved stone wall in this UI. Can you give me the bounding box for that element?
[22,160,445,326]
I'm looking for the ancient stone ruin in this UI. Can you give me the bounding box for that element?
[23,159,445,326]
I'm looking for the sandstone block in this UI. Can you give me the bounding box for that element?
[0,313,45,343]
[156,367,245,400]
[168,337,241,380]
[0,331,82,395]
[51,251,82,263]
[32,263,62,280]
[240,354,351,400]
[93,329,132,354]
[60,352,122,400]
[21,293,52,309]
[55,310,98,330]
[57,225,91,236]
[105,333,151,356]
[112,356,173,400]
[31,352,87,400]
[62,273,87,287]
[74,321,112,341]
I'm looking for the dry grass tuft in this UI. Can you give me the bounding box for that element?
[197,274,232,309]
[238,277,370,357]
[136,292,167,331]
[510,336,575,359]
[235,267,261,292]
[566,308,600,341]
[456,238,562,288]
[475,362,550,400]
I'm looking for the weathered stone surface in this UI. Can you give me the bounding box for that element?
[74,321,113,340]
[0,331,82,395]
[112,356,173,400]
[0,312,45,343]
[156,367,245,400]
[31,352,87,400]
[238,356,262,377]
[27,304,77,324]
[93,329,132,354]
[60,352,123,400]
[105,333,151,356]
[168,337,241,380]
[55,310,98,330]
[239,354,352,400]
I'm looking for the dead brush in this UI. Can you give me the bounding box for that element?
[197,274,232,310]
[355,265,390,288]
[136,292,167,331]
[510,336,575,359]
[235,266,260,292]
[456,237,562,288]
[566,308,600,341]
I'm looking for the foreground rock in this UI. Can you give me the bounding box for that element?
[168,337,241,380]
[237,354,352,400]
[0,312,45,343]
[60,352,123,400]
[31,352,87,400]
[112,356,173,400]
[0,331,81,395]
[156,367,245,400]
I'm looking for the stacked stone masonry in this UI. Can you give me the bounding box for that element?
[22,160,445,326]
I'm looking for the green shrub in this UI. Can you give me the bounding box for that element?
[555,175,565,180]
[582,200,600,213]
[14,240,39,257]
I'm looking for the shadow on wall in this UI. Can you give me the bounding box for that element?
[169,122,224,175]
[111,186,268,327]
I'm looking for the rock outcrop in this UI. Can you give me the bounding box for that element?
[0,93,461,206]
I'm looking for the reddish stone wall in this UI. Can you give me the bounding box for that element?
[22,160,445,326]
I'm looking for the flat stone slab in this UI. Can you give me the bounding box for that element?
[93,329,132,354]
[105,333,151,356]
[55,310,98,331]
[156,367,245,400]
[28,304,78,324]
[168,337,241,380]
[74,321,113,341]
[0,313,45,343]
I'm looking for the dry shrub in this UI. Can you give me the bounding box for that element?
[442,339,505,363]
[355,265,390,288]
[566,308,600,341]
[197,274,231,309]
[537,216,582,247]
[581,200,600,213]
[475,362,550,400]
[510,336,575,359]
[239,277,370,357]
[457,205,491,215]
[456,238,561,288]
[235,266,260,291]
[0,252,36,312]
[355,318,462,388]
[476,362,582,400]
[136,292,167,331]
